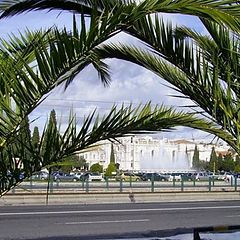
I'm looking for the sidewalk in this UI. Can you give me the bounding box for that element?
[1,191,240,206]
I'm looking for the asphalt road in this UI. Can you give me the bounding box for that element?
[1,201,240,240]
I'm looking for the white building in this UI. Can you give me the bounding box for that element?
[78,136,229,171]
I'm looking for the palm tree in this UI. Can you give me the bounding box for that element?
[0,0,239,146]
[0,1,239,143]
[1,0,240,31]
[1,101,221,195]
[0,24,222,194]
[94,17,240,153]
[0,0,239,193]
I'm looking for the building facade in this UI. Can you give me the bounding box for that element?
[78,136,229,171]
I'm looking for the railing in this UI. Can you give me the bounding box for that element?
[10,176,240,194]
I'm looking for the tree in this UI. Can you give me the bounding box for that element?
[90,163,103,173]
[209,147,218,173]
[192,145,200,169]
[222,153,235,172]
[32,127,40,150]
[77,156,87,170]
[1,1,240,31]
[0,0,240,194]
[105,162,116,177]
[96,17,240,154]
[110,144,115,164]
[15,116,33,175]
[41,109,59,162]
[217,154,224,171]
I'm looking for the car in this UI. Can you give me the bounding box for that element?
[223,172,234,182]
[142,172,168,181]
[30,171,49,180]
[192,172,212,181]
[168,173,182,181]
[216,171,234,182]
[180,173,194,181]
[115,172,141,181]
[134,172,147,181]
[53,171,78,182]
[80,172,104,182]
[71,172,84,180]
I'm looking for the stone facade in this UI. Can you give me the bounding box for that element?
[78,136,229,171]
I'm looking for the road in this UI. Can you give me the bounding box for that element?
[1,201,240,239]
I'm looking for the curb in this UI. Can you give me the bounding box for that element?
[1,191,240,206]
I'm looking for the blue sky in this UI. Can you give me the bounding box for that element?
[0,9,214,142]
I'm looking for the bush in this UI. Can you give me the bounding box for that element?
[90,163,103,173]
[105,162,116,177]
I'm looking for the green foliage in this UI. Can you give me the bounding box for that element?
[77,156,88,170]
[234,165,240,173]
[235,155,240,166]
[0,0,240,195]
[192,145,200,169]
[110,144,115,163]
[32,126,40,150]
[105,162,116,177]
[95,15,240,154]
[56,155,80,173]
[209,147,218,173]
[90,163,103,173]
[221,153,235,172]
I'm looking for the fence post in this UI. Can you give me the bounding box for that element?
[120,179,123,192]
[50,177,53,193]
[81,179,85,190]
[30,177,33,190]
[151,176,154,193]
[173,176,175,187]
[181,178,184,192]
[86,180,89,193]
[234,176,237,191]
[193,229,201,240]
[193,178,196,187]
[130,175,132,188]
[208,177,211,192]
[56,179,59,189]
[231,176,233,187]
[106,177,109,190]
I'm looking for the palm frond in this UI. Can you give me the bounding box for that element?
[2,102,233,195]
[1,0,240,32]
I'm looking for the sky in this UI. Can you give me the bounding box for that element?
[0,9,216,142]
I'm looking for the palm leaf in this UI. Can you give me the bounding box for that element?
[1,0,240,31]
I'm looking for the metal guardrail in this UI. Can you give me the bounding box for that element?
[12,176,240,194]
[193,225,240,240]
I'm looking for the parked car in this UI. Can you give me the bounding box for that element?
[168,173,182,181]
[142,173,168,181]
[216,172,234,182]
[71,172,84,180]
[223,172,234,182]
[233,173,240,179]
[134,172,147,181]
[53,171,78,182]
[80,172,104,182]
[30,171,49,180]
[115,172,141,181]
[192,172,212,181]
[180,173,194,181]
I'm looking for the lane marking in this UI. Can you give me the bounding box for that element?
[63,219,150,225]
[1,205,240,216]
[226,215,240,218]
